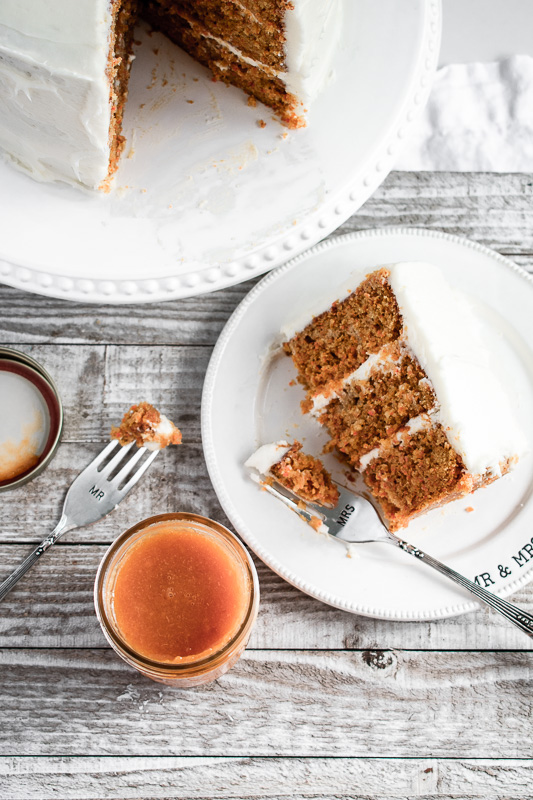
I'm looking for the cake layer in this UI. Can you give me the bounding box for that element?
[239,0,288,27]
[147,0,286,70]
[283,269,403,397]
[318,342,436,468]
[106,0,139,186]
[362,420,469,531]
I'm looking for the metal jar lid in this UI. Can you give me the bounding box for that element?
[0,346,63,492]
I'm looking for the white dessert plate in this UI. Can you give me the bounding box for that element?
[0,1,440,304]
[202,228,533,620]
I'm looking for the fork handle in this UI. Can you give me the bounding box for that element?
[392,537,533,638]
[0,514,73,602]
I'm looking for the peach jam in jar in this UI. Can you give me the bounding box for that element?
[95,513,259,686]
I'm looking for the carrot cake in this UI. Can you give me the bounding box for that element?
[246,440,339,507]
[281,262,525,531]
[111,401,182,450]
[0,1,342,190]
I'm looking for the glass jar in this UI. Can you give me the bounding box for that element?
[94,512,259,687]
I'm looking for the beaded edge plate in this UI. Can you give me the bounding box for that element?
[0,1,440,303]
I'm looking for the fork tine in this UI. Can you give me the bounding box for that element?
[98,440,136,478]
[110,446,147,487]
[251,474,327,532]
[120,449,160,493]
[90,439,121,469]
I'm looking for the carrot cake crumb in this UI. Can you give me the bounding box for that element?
[246,441,339,508]
[111,401,181,450]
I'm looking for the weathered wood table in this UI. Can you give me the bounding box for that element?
[1,172,532,800]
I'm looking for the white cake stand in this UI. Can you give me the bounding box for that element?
[0,0,441,303]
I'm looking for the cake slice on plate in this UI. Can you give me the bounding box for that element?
[280,262,525,531]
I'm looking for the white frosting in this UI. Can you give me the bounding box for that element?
[283,0,342,106]
[358,446,380,472]
[0,0,114,189]
[207,32,279,78]
[143,414,175,451]
[387,262,526,476]
[245,440,291,474]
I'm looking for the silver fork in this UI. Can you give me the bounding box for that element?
[249,472,533,638]
[0,440,159,602]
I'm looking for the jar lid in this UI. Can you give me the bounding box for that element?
[0,347,63,492]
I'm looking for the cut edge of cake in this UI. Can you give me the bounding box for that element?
[100,0,140,191]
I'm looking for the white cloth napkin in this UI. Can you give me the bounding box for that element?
[395,55,533,172]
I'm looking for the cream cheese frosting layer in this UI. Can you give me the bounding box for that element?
[0,0,113,189]
[283,0,342,106]
[143,414,176,451]
[386,262,525,476]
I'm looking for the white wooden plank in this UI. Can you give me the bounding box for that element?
[1,544,533,651]
[339,172,533,256]
[1,649,531,758]
[1,756,533,800]
[0,279,257,346]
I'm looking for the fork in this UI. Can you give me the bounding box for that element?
[0,441,159,602]
[249,472,533,638]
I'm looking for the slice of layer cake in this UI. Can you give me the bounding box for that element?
[246,440,340,508]
[0,0,341,190]
[283,262,525,531]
